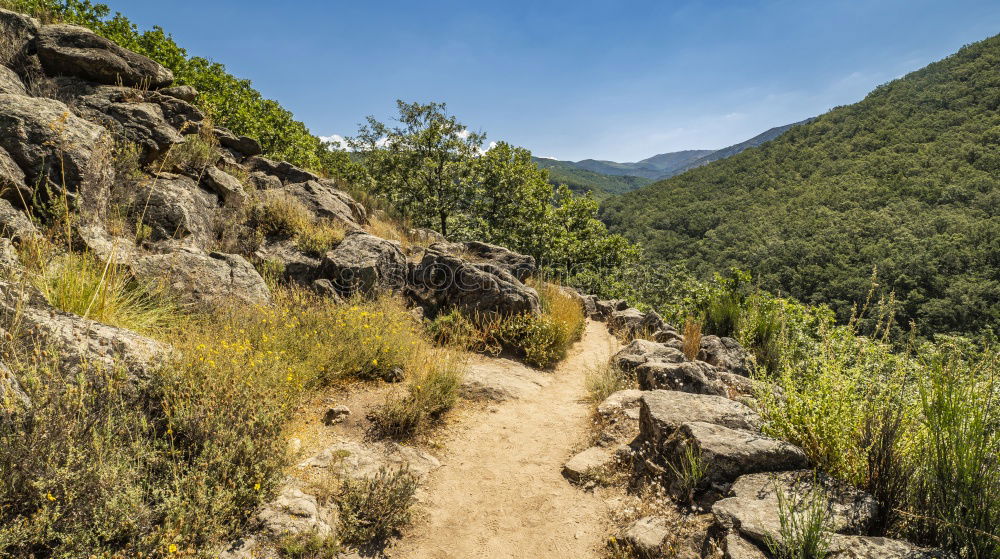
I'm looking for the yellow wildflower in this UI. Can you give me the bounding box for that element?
[168,544,177,554]
[46,492,56,501]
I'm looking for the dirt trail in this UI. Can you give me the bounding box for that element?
[390,321,620,559]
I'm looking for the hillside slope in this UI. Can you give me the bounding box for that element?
[533,157,653,198]
[602,34,1000,336]
[673,118,813,175]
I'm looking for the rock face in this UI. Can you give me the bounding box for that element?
[408,247,540,319]
[460,241,536,281]
[35,24,174,88]
[320,231,406,297]
[624,516,672,558]
[0,94,110,203]
[826,535,952,559]
[0,198,37,240]
[613,339,685,373]
[0,8,40,71]
[130,248,271,307]
[70,85,185,162]
[662,422,809,497]
[0,65,25,95]
[698,336,753,376]
[639,390,762,453]
[282,180,366,228]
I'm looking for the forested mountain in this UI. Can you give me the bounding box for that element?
[602,33,1000,337]
[674,118,813,173]
[571,149,715,179]
[532,157,653,198]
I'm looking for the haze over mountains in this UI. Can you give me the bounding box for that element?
[535,118,811,197]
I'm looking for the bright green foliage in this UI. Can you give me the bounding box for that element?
[602,33,1000,339]
[352,101,485,237]
[336,468,418,547]
[1,0,345,173]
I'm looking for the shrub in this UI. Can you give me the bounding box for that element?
[278,533,342,559]
[160,129,219,177]
[766,486,832,559]
[682,318,701,360]
[295,220,345,257]
[426,308,485,350]
[336,468,418,547]
[247,195,345,256]
[369,352,464,439]
[487,281,586,368]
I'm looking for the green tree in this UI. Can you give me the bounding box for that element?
[352,101,484,236]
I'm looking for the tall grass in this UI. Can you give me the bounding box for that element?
[369,350,464,439]
[766,487,832,559]
[247,195,346,256]
[585,362,633,404]
[18,239,178,335]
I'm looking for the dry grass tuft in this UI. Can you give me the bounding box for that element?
[682,318,702,360]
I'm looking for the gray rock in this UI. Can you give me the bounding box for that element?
[720,533,768,559]
[563,446,617,483]
[0,280,169,379]
[408,227,446,244]
[245,155,321,185]
[662,422,809,498]
[0,146,28,203]
[255,240,322,284]
[319,231,406,297]
[461,241,536,281]
[258,486,337,538]
[248,171,282,190]
[201,166,247,207]
[212,126,261,157]
[0,9,40,70]
[581,294,598,317]
[608,307,644,335]
[699,335,754,377]
[0,65,25,96]
[827,535,953,558]
[0,198,36,241]
[408,247,540,319]
[459,357,546,401]
[595,299,629,318]
[615,334,651,369]
[36,24,173,88]
[712,470,879,548]
[0,94,110,204]
[597,389,645,418]
[130,247,271,307]
[624,516,671,558]
[283,180,366,227]
[160,84,197,102]
[637,361,727,395]
[639,390,762,453]
[651,326,683,344]
[323,405,351,425]
[0,238,20,273]
[70,85,184,162]
[300,440,441,480]
[135,174,217,245]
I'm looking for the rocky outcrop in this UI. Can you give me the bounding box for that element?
[639,390,762,454]
[319,230,406,297]
[637,361,728,395]
[698,336,753,377]
[70,85,185,162]
[36,24,174,88]
[408,247,540,319]
[258,487,338,538]
[300,440,441,480]
[282,180,366,228]
[613,339,685,372]
[662,422,809,500]
[130,247,270,307]
[0,65,25,95]
[136,174,218,245]
[0,93,110,204]
[201,166,247,207]
[0,8,40,72]
[212,126,261,156]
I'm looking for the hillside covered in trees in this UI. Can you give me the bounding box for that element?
[602,34,1000,338]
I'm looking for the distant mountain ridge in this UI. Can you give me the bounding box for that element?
[538,120,810,197]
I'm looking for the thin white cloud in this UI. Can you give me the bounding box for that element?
[319,134,347,150]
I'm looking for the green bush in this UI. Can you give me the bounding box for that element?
[336,468,418,547]
[369,355,464,440]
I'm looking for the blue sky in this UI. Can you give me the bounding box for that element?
[108,0,1000,162]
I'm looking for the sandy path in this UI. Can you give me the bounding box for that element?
[389,321,619,559]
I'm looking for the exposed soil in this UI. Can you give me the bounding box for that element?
[388,320,621,558]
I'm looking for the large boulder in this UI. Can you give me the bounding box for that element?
[0,94,110,205]
[637,361,728,395]
[460,241,536,281]
[244,156,320,185]
[712,470,878,548]
[661,422,809,500]
[699,336,754,377]
[135,174,218,245]
[130,247,271,307]
[608,307,644,335]
[563,446,617,483]
[639,390,762,453]
[319,230,406,297]
[407,247,540,319]
[35,24,173,88]
[612,338,685,373]
[201,166,247,207]
[826,535,952,559]
[212,126,261,156]
[0,280,169,379]
[283,180,366,228]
